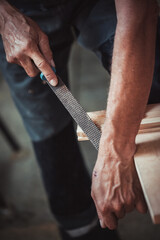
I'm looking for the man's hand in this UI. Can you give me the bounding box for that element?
[0,0,58,86]
[91,130,147,230]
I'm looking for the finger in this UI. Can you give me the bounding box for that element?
[136,200,148,214]
[136,195,148,214]
[39,32,55,67]
[135,188,148,214]
[19,57,39,77]
[93,199,107,229]
[99,219,106,228]
[94,201,105,224]
[125,196,135,213]
[6,54,19,65]
[96,205,117,229]
[115,206,125,219]
[30,47,58,86]
[103,212,118,230]
[93,196,118,229]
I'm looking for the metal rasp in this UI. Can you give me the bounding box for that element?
[40,68,101,150]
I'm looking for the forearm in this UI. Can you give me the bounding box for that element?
[103,1,158,145]
[92,1,158,229]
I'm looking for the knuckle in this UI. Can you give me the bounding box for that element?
[25,66,39,78]
[22,39,33,52]
[114,203,123,213]
[45,72,55,81]
[28,71,37,78]
[15,52,21,59]
[37,60,47,69]
[100,203,108,215]
[7,56,15,63]
[126,197,133,207]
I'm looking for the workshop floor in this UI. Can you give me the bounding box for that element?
[0,42,160,240]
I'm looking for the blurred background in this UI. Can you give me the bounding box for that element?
[0,41,160,240]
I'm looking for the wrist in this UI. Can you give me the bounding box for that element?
[98,122,137,163]
[102,118,139,144]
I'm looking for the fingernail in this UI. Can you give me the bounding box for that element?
[50,79,57,86]
[51,59,55,67]
[99,220,105,228]
[99,220,102,228]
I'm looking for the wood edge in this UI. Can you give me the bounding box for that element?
[134,158,160,225]
[76,104,160,140]
[78,136,88,141]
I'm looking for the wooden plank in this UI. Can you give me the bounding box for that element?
[135,130,160,224]
[76,103,160,224]
[77,104,160,141]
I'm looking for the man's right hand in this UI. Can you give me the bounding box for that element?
[0,0,58,86]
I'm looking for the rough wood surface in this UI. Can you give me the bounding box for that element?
[76,104,160,224]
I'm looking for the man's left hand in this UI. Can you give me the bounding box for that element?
[91,131,147,230]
